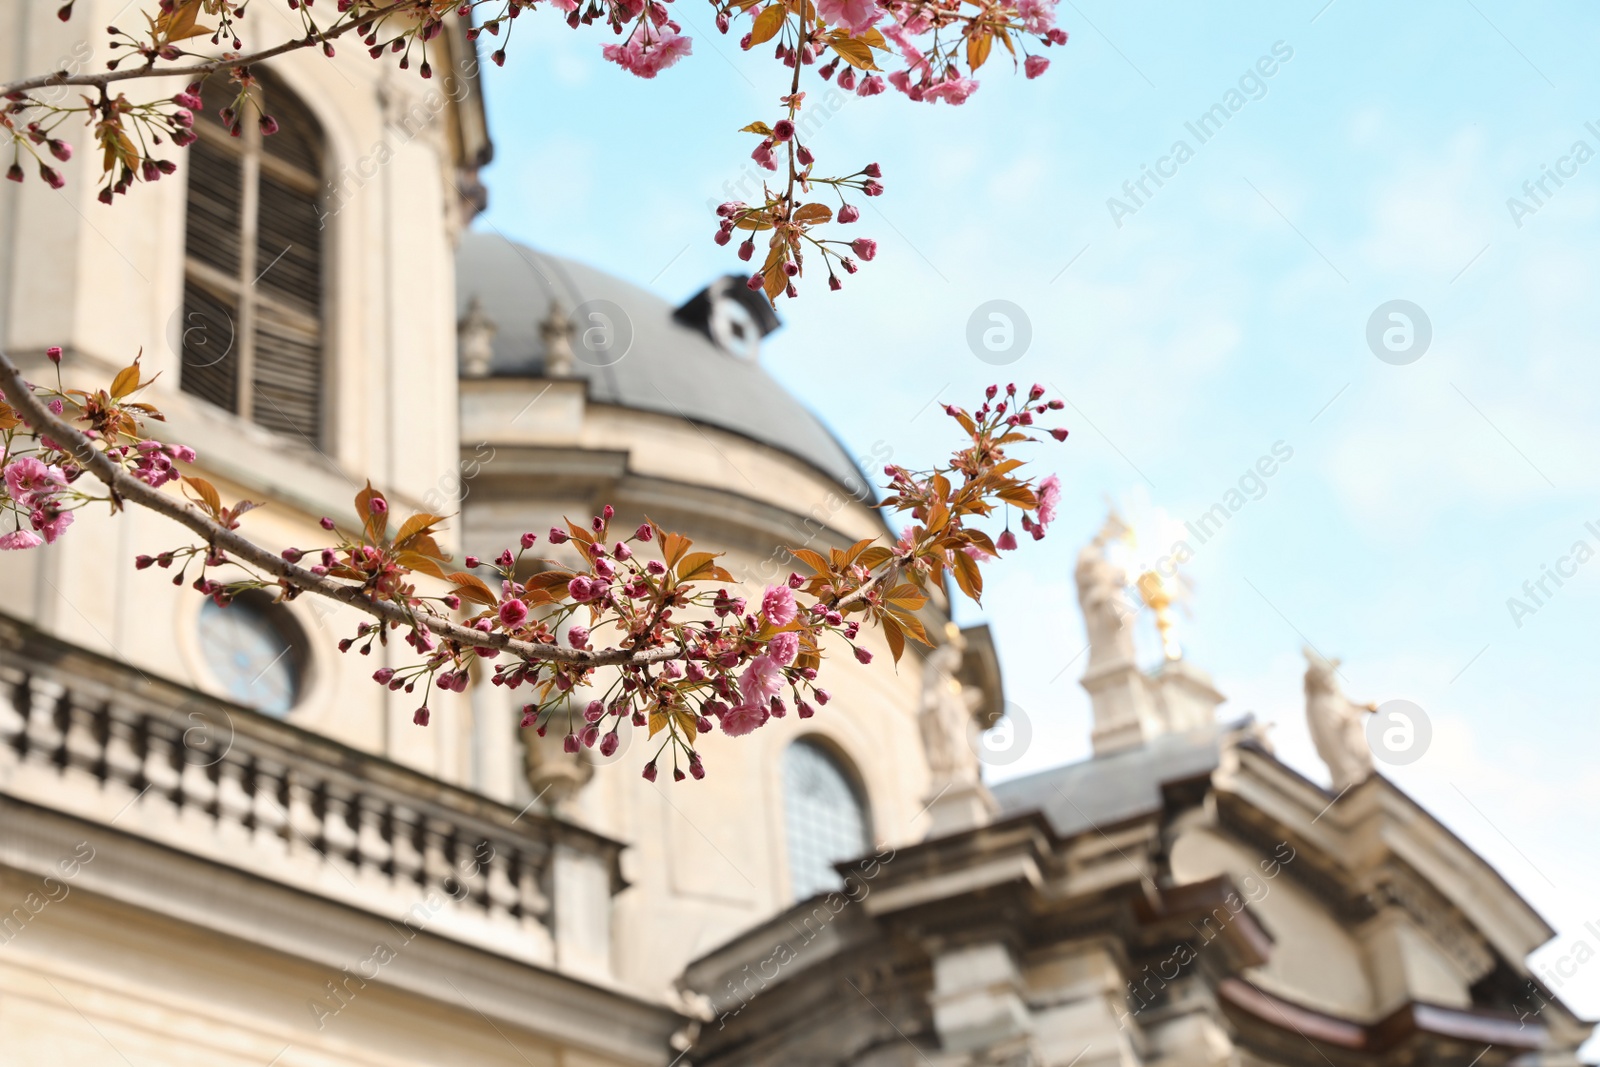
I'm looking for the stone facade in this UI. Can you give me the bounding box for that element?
[0,6,1590,1065]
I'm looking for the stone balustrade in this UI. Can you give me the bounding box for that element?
[0,614,620,980]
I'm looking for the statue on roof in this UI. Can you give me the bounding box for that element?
[1075,510,1138,671]
[1304,648,1377,793]
[919,623,984,785]
[457,296,496,378]
[539,298,576,378]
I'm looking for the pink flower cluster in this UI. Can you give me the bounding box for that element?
[602,30,692,78]
[1,455,71,549]
[131,439,197,489]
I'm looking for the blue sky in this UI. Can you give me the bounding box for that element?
[473,0,1600,1035]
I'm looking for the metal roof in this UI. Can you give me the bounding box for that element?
[990,720,1243,837]
[455,231,870,495]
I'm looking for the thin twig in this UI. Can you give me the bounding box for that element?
[0,16,372,99]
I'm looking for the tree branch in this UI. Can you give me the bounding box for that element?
[0,15,368,98]
[0,348,683,669]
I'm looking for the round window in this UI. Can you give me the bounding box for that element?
[197,595,305,716]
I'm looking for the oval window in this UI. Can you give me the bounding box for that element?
[197,594,305,716]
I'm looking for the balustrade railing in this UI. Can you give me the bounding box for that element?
[0,615,621,975]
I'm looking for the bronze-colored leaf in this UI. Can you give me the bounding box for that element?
[966,30,993,71]
[182,475,221,518]
[951,548,983,603]
[881,613,906,663]
[446,571,499,607]
[830,37,878,69]
[749,4,786,47]
[110,357,143,398]
[890,608,932,646]
[396,551,447,580]
[857,546,895,570]
[394,512,447,549]
[789,547,831,573]
[661,531,692,569]
[794,202,833,225]
[527,570,575,591]
[677,550,724,582]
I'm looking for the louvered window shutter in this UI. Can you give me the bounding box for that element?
[180,73,326,448]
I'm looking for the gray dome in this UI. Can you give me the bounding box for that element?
[456,232,869,495]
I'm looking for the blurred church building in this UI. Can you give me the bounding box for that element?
[0,4,1590,1064]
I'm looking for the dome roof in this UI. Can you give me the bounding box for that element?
[455,232,869,495]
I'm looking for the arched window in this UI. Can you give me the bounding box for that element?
[180,72,326,446]
[782,739,870,900]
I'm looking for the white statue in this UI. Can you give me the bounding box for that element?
[919,623,983,785]
[457,297,496,378]
[1075,511,1137,671]
[1303,648,1376,793]
[539,298,576,378]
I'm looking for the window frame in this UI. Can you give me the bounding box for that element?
[181,74,331,447]
[780,735,874,902]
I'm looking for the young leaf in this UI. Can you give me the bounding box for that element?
[679,551,733,583]
[881,613,906,663]
[181,475,222,518]
[749,5,786,47]
[110,357,143,398]
[789,547,831,574]
[660,532,692,569]
[951,548,984,603]
[830,37,879,69]
[394,512,447,549]
[794,202,834,225]
[446,571,499,607]
[396,551,447,580]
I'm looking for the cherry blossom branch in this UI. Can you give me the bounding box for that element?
[0,347,681,669]
[0,19,365,98]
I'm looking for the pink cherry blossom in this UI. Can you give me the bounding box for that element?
[997,529,1019,551]
[498,597,530,629]
[762,584,797,625]
[603,32,692,79]
[4,456,65,503]
[1025,55,1050,79]
[29,506,73,544]
[1036,473,1061,530]
[752,139,778,171]
[923,76,979,105]
[719,701,770,737]
[738,653,785,707]
[1016,0,1056,35]
[0,529,43,550]
[818,0,883,35]
[767,631,800,665]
